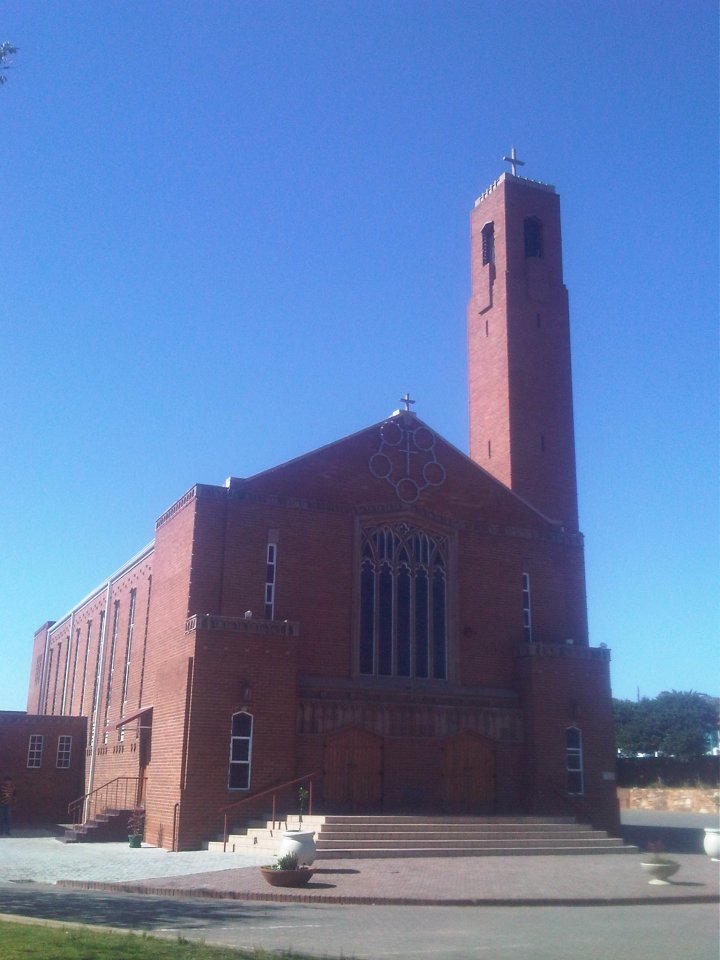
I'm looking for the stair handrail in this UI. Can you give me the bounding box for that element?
[219,770,321,852]
[68,775,146,827]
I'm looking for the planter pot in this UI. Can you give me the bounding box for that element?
[128,835,142,848]
[279,829,316,866]
[640,860,680,885]
[260,867,315,888]
[703,828,720,861]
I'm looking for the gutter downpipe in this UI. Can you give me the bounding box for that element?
[84,578,112,824]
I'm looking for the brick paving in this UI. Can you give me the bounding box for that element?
[2,833,717,907]
[63,853,719,907]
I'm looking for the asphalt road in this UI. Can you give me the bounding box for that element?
[0,883,718,960]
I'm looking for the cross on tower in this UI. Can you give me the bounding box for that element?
[503,146,525,177]
[400,392,415,413]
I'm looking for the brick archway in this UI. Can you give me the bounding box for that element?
[440,730,495,813]
[324,726,384,813]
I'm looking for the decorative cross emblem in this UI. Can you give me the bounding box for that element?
[503,146,525,177]
[369,416,446,504]
[400,392,415,413]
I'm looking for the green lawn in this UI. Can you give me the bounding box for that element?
[0,920,333,960]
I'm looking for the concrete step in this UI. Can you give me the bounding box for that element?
[317,827,606,839]
[317,836,624,849]
[321,815,576,824]
[207,814,636,859]
[316,845,639,859]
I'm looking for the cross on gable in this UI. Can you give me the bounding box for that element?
[503,146,525,177]
[400,392,415,413]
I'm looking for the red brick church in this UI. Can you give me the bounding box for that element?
[26,164,619,849]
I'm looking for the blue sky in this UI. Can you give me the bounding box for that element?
[1,1,717,711]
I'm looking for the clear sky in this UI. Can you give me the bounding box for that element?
[1,1,717,711]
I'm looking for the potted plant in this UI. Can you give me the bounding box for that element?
[260,851,315,887]
[640,842,680,885]
[297,785,309,826]
[278,785,316,865]
[127,808,145,848]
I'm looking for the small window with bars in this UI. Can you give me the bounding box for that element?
[566,726,584,795]
[56,735,72,769]
[27,735,44,769]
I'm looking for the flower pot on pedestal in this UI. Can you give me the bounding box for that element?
[703,828,720,861]
[278,829,316,866]
[640,859,680,885]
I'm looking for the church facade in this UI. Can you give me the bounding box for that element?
[27,168,619,850]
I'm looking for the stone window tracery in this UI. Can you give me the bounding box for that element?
[359,523,448,680]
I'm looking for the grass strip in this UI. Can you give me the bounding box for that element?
[0,919,327,960]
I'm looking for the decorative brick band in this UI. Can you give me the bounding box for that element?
[186,614,300,637]
[514,642,610,661]
[156,487,197,529]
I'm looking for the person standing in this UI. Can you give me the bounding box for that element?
[0,776,16,836]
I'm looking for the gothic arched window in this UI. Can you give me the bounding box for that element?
[359,523,448,680]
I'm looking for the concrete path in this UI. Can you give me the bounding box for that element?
[0,833,266,885]
[0,833,716,906]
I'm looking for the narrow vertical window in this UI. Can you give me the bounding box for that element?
[89,611,105,745]
[120,591,136,722]
[51,642,62,714]
[264,542,277,620]
[119,590,136,741]
[27,735,43,768]
[138,576,152,707]
[481,221,495,265]
[524,217,543,258]
[566,727,584,795]
[56,735,72,769]
[228,711,253,790]
[522,572,532,642]
[67,627,81,714]
[78,621,92,716]
[43,648,54,713]
[103,601,120,744]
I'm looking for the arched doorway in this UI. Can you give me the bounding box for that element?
[324,727,383,812]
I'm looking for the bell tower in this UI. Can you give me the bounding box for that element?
[467,156,579,532]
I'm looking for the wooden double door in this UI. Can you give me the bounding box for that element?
[323,726,495,814]
[324,727,384,813]
[440,731,495,813]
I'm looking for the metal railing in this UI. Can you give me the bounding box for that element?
[68,776,146,827]
[219,771,321,852]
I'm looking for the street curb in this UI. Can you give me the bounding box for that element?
[57,879,720,908]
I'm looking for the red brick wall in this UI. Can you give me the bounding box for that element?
[178,626,299,848]
[468,175,579,531]
[140,492,199,848]
[0,713,86,826]
[515,646,620,834]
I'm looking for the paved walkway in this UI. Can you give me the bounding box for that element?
[1,833,717,907]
